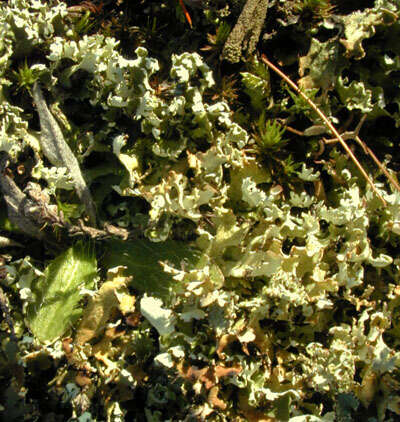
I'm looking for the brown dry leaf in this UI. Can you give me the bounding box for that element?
[177,362,242,414]
[75,370,92,387]
[178,361,241,393]
[214,364,242,379]
[217,333,236,359]
[63,337,87,368]
[75,280,124,345]
[119,292,135,315]
[177,361,215,389]
[208,385,226,410]
[241,342,250,356]
[93,351,119,382]
[190,366,214,390]
[125,312,142,327]
[62,337,73,359]
[92,327,125,356]
[75,267,133,345]
[105,326,125,340]
[357,369,378,408]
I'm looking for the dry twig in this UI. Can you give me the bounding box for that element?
[323,115,400,194]
[261,54,386,206]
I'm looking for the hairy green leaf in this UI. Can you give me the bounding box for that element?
[27,242,97,343]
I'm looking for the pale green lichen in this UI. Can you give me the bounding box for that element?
[1,0,400,420]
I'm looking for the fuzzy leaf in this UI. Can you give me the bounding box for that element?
[27,242,97,343]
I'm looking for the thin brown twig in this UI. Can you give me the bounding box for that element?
[323,115,400,194]
[261,54,386,207]
[284,125,305,137]
[354,135,400,193]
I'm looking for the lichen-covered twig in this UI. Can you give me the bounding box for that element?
[0,155,44,239]
[32,83,97,225]
[0,286,17,341]
[1,155,128,243]
[25,183,130,241]
[261,54,387,206]
[221,0,269,63]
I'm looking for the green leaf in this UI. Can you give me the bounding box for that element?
[27,242,97,343]
[241,72,269,112]
[102,239,201,298]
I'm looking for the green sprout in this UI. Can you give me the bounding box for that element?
[281,153,301,176]
[253,113,287,152]
[74,11,96,36]
[203,22,232,55]
[12,60,40,91]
